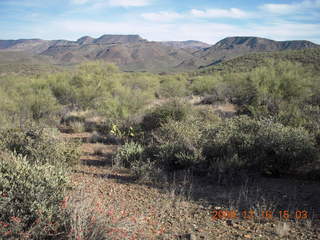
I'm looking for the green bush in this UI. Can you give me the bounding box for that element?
[0,152,69,239]
[222,60,315,118]
[141,100,189,131]
[202,116,318,176]
[113,142,144,168]
[0,127,81,167]
[158,76,188,98]
[189,75,222,95]
[256,121,317,175]
[142,119,203,171]
[152,143,199,171]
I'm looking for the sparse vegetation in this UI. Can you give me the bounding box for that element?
[0,44,319,239]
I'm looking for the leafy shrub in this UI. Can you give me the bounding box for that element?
[0,152,69,239]
[0,127,81,167]
[141,100,189,131]
[130,158,159,181]
[142,119,203,171]
[153,143,199,171]
[203,116,318,176]
[113,142,144,168]
[203,116,260,162]
[189,75,222,95]
[158,76,188,98]
[223,61,315,118]
[256,121,317,175]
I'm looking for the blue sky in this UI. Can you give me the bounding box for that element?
[1,0,319,44]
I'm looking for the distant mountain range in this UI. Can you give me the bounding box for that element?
[0,34,319,72]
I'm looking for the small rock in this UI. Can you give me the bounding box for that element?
[178,233,197,240]
[244,234,252,239]
[226,220,233,226]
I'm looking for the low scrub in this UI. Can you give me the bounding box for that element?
[0,152,69,239]
[203,116,318,176]
[113,142,144,168]
[146,119,203,171]
[0,126,81,167]
[141,100,190,131]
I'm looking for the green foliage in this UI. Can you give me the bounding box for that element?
[194,47,320,76]
[0,127,81,167]
[141,100,190,131]
[158,75,189,98]
[203,116,318,176]
[222,61,313,111]
[256,120,317,175]
[0,152,69,239]
[113,142,144,168]
[142,119,203,171]
[189,75,222,95]
[0,75,61,125]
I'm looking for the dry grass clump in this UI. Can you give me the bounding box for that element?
[63,185,109,240]
[69,121,86,133]
[275,222,290,237]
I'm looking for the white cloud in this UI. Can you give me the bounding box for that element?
[260,3,299,15]
[19,18,319,44]
[70,0,151,7]
[261,0,320,15]
[141,11,184,22]
[190,8,250,19]
[251,21,320,40]
[108,0,151,7]
[71,0,90,4]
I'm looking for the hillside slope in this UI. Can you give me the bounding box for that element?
[177,36,319,70]
[0,35,319,73]
[193,47,320,76]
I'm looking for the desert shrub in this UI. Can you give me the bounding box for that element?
[202,116,318,176]
[189,107,222,127]
[130,158,159,181]
[113,142,144,168]
[29,88,61,122]
[97,83,155,123]
[141,100,189,131]
[269,104,320,146]
[203,116,259,161]
[189,75,222,95]
[113,142,161,181]
[69,121,86,133]
[0,152,69,239]
[158,76,189,98]
[153,143,199,171]
[1,83,61,124]
[142,119,204,171]
[256,121,317,175]
[223,60,314,118]
[49,73,76,106]
[0,127,81,167]
[61,114,86,126]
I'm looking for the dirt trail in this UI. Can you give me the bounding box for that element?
[64,132,320,240]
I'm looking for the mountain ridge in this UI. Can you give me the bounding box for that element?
[0,35,319,72]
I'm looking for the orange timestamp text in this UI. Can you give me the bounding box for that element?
[212,209,310,220]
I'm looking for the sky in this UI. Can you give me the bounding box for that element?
[0,0,320,44]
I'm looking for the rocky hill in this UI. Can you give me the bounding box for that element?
[160,40,211,50]
[0,35,318,72]
[180,36,319,69]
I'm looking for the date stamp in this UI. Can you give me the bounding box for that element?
[212,209,310,220]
